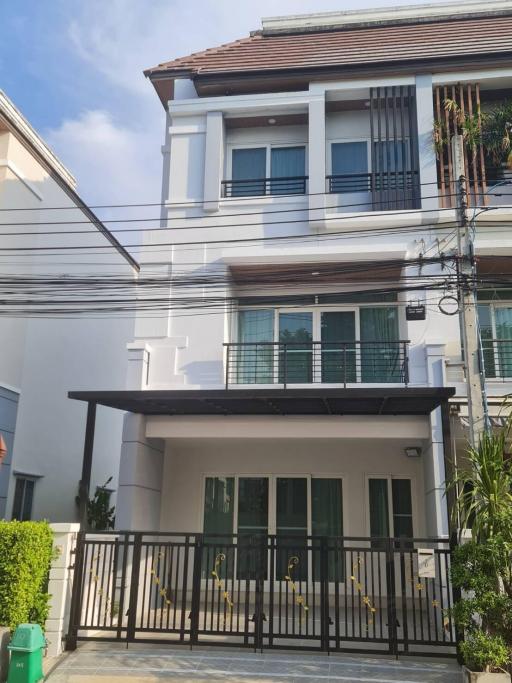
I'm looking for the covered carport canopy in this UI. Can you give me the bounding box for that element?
[69,386,455,522]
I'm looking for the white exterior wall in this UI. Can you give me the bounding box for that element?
[159,434,427,537]
[0,127,135,521]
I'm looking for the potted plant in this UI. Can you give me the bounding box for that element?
[447,425,512,680]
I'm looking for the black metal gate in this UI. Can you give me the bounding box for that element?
[66,532,458,656]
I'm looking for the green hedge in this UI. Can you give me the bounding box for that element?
[0,521,53,631]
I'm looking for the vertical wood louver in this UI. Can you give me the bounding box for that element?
[369,86,420,211]
[434,83,487,208]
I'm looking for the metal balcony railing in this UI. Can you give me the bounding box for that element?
[326,171,418,202]
[482,339,512,381]
[221,176,308,198]
[224,340,410,389]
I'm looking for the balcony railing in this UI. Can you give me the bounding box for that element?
[224,340,410,388]
[482,339,512,381]
[326,171,420,210]
[221,176,308,198]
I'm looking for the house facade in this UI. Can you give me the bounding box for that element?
[0,90,138,522]
[96,0,512,541]
[66,0,512,653]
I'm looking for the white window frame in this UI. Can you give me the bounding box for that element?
[11,475,37,521]
[233,304,402,385]
[226,142,308,183]
[483,301,512,380]
[365,475,416,539]
[327,138,370,177]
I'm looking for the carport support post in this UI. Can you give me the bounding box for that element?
[78,401,96,526]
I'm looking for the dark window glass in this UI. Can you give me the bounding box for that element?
[202,477,235,579]
[231,148,266,196]
[331,142,368,193]
[369,479,389,541]
[392,479,413,540]
[276,477,307,581]
[12,478,34,521]
[312,478,344,580]
[270,146,306,195]
[237,478,268,579]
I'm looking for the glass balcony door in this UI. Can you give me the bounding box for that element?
[320,311,357,383]
[278,311,313,384]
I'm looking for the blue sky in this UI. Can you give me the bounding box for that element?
[0,0,452,210]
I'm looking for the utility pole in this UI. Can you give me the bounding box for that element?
[452,135,488,446]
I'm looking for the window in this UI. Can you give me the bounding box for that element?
[279,311,313,383]
[236,306,401,384]
[230,145,306,196]
[231,148,266,196]
[12,477,35,521]
[477,303,512,379]
[270,146,306,195]
[202,476,343,580]
[330,142,368,193]
[369,477,413,546]
[237,309,274,383]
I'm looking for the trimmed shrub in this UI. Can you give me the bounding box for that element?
[0,521,53,631]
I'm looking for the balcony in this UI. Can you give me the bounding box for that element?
[221,176,308,198]
[224,340,410,388]
[482,339,512,382]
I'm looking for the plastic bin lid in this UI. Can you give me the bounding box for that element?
[8,624,46,651]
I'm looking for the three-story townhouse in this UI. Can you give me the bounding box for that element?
[68,0,512,654]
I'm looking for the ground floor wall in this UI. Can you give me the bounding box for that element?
[158,437,428,538]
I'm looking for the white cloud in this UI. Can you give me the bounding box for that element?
[46,108,161,208]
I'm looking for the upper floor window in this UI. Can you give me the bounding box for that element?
[234,306,402,385]
[330,142,368,193]
[478,300,512,380]
[228,145,306,197]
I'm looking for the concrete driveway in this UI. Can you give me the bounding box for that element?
[44,644,461,682]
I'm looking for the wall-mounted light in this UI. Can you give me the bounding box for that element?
[404,446,422,458]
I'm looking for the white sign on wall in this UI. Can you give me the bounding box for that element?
[417,548,436,578]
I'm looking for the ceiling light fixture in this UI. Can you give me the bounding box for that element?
[268,118,276,124]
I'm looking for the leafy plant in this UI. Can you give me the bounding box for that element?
[459,631,509,673]
[446,423,512,542]
[0,521,54,631]
[451,539,512,672]
[482,101,512,169]
[87,477,115,531]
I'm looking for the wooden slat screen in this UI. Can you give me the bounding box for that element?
[433,83,487,208]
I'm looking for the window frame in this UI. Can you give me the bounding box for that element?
[201,473,345,539]
[365,475,416,540]
[327,138,370,181]
[11,475,37,521]
[232,304,403,385]
[478,300,512,380]
[226,142,308,190]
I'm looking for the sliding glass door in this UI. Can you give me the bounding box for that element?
[237,478,269,579]
[238,309,274,383]
[321,311,356,383]
[202,475,344,582]
[279,312,313,383]
[360,307,400,382]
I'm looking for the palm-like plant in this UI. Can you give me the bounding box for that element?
[448,422,512,541]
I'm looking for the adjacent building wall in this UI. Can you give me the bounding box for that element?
[0,127,136,522]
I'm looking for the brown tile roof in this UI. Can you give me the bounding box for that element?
[145,15,512,78]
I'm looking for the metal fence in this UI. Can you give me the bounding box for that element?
[66,533,457,656]
[221,176,308,197]
[224,341,410,388]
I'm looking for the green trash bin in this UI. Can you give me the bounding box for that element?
[6,624,46,683]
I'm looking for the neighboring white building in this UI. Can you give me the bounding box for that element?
[0,90,138,522]
[74,0,512,541]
